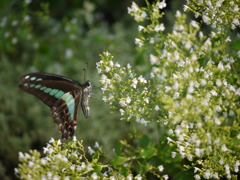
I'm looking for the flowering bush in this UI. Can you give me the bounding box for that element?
[16,0,240,179]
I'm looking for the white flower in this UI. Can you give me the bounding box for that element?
[102,96,108,102]
[131,78,138,88]
[188,85,194,93]
[158,165,164,172]
[49,137,55,143]
[140,11,147,19]
[221,144,228,151]
[4,31,9,38]
[202,15,210,24]
[233,5,239,12]
[200,79,207,86]
[155,23,165,32]
[40,158,47,164]
[176,10,181,17]
[138,75,147,83]
[88,146,95,155]
[126,97,131,104]
[154,105,160,111]
[232,18,239,25]
[127,63,132,69]
[150,54,158,65]
[135,174,142,180]
[126,174,133,180]
[12,37,18,44]
[24,15,30,22]
[94,142,99,148]
[25,0,32,4]
[135,38,143,48]
[43,146,53,154]
[127,2,139,14]
[150,38,155,44]
[57,139,62,145]
[173,92,179,99]
[210,90,218,96]
[47,172,53,179]
[109,60,114,66]
[65,48,73,59]
[236,88,240,95]
[218,62,224,70]
[203,169,211,179]
[219,159,224,165]
[171,152,176,158]
[190,20,199,28]
[136,117,148,126]
[12,20,19,26]
[114,73,121,81]
[156,1,166,9]
[119,109,124,116]
[195,174,201,180]
[115,62,120,67]
[119,98,127,107]
[105,66,110,72]
[163,175,169,180]
[91,172,98,180]
[138,25,144,31]
[214,117,221,125]
[226,36,231,42]
[19,152,24,159]
[216,79,222,87]
[212,173,219,179]
[105,51,109,56]
[144,97,149,103]
[14,168,19,175]
[183,5,188,11]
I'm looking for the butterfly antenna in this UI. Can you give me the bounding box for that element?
[83,68,86,82]
[83,63,88,82]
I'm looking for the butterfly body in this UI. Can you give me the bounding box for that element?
[19,72,92,139]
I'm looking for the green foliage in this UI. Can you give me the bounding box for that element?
[10,0,240,179]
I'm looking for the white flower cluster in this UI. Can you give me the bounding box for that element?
[185,0,240,30]
[127,2,147,22]
[132,6,240,179]
[16,137,101,179]
[97,52,153,126]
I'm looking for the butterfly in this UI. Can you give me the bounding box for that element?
[19,72,92,139]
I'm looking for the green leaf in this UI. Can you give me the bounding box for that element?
[111,156,127,166]
[93,164,102,173]
[92,151,100,161]
[139,146,156,159]
[138,135,150,148]
[114,142,122,156]
[230,39,240,50]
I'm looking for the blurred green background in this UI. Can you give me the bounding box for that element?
[0,0,182,179]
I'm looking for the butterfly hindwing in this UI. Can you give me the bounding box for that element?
[51,90,81,139]
[19,72,92,139]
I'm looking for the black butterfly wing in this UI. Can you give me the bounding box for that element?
[19,73,81,107]
[19,73,83,139]
[51,90,81,139]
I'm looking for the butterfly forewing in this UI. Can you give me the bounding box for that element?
[19,73,81,107]
[19,72,92,139]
